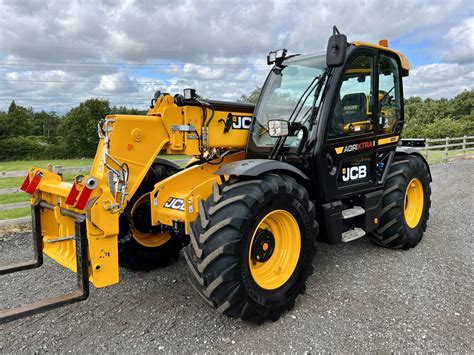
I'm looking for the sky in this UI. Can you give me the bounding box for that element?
[0,0,473,113]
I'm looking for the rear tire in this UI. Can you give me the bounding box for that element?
[370,155,431,249]
[118,161,182,271]
[184,173,318,323]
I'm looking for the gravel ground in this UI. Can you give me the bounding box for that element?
[0,160,472,352]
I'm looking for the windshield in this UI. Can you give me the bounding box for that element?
[251,52,327,149]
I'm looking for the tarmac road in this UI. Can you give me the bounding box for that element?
[0,159,472,352]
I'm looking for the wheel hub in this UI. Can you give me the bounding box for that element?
[251,229,275,263]
[404,178,424,228]
[132,199,153,233]
[131,194,171,248]
[248,209,301,290]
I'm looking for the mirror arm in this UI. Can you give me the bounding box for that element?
[295,125,309,156]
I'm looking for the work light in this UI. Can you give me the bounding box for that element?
[268,120,289,137]
[184,88,196,100]
[267,48,287,65]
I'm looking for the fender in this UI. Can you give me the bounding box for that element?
[214,159,309,181]
[395,146,432,181]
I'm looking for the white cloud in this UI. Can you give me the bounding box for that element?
[404,63,474,98]
[443,18,474,64]
[95,70,139,94]
[0,0,472,112]
[164,64,226,80]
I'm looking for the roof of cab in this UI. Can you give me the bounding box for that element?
[352,41,410,73]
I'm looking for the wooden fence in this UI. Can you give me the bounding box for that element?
[419,136,474,163]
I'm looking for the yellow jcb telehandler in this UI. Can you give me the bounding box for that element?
[0,27,431,324]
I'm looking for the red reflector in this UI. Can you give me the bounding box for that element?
[74,187,93,210]
[20,171,43,194]
[65,177,97,210]
[20,174,31,192]
[65,182,80,206]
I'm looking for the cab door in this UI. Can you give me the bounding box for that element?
[317,49,379,202]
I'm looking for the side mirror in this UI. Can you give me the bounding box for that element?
[326,26,347,67]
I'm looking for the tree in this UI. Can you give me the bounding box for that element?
[238,87,261,104]
[111,105,147,115]
[60,99,111,157]
[0,111,8,137]
[32,111,60,137]
[3,100,34,136]
[451,90,473,118]
[402,89,473,138]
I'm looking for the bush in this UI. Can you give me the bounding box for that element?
[0,136,46,161]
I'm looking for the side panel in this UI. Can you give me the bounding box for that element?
[150,151,246,234]
[180,106,253,149]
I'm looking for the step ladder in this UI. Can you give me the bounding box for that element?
[341,227,366,242]
[341,206,366,242]
[341,206,365,219]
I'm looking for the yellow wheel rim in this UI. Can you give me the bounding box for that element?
[132,229,171,248]
[404,178,424,228]
[131,195,171,248]
[248,210,301,290]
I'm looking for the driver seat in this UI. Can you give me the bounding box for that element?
[340,93,367,123]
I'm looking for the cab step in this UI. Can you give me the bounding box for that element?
[341,206,365,219]
[341,227,366,242]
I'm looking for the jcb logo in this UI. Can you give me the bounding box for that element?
[164,197,185,211]
[232,116,252,130]
[342,165,367,182]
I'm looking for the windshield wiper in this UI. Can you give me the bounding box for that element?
[269,70,328,160]
[306,69,328,130]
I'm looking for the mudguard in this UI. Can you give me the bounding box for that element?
[395,146,432,181]
[214,159,309,180]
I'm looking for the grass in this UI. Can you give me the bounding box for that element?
[159,155,191,161]
[0,159,93,172]
[0,207,30,220]
[0,155,190,173]
[0,176,25,189]
[422,150,472,163]
[0,193,29,204]
[0,173,77,189]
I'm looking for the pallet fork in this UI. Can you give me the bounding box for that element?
[0,201,89,324]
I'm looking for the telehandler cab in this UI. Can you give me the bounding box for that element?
[1,27,431,324]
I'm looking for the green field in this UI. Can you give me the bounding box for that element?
[423,149,471,163]
[0,159,93,172]
[0,207,30,220]
[0,173,78,189]
[0,155,190,172]
[0,193,29,204]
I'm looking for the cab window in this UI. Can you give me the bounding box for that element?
[328,55,374,138]
[378,54,402,133]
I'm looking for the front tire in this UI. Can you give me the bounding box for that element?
[118,161,182,271]
[370,155,431,249]
[184,174,318,323]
